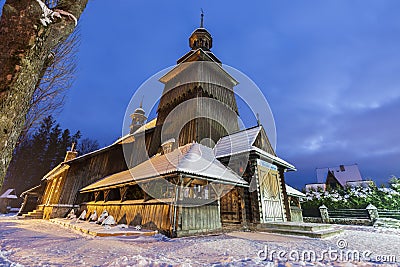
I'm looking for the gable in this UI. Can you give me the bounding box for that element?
[253,127,276,156]
[317,164,363,187]
[326,171,342,188]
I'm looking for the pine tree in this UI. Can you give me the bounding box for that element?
[2,116,98,196]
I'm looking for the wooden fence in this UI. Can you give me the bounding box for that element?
[378,210,400,220]
[327,209,370,219]
[303,205,400,226]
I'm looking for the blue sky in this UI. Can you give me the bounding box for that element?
[4,1,400,188]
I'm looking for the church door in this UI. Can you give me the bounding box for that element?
[258,164,285,222]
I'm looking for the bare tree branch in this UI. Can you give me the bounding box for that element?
[0,0,88,189]
[22,28,80,138]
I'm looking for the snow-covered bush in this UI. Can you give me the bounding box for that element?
[302,176,400,210]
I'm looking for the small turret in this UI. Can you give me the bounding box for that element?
[189,10,212,51]
[129,100,147,134]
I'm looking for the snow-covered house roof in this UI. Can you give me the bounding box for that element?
[0,189,18,199]
[80,143,248,193]
[317,164,363,187]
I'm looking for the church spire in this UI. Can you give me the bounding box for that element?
[177,13,221,64]
[139,95,144,108]
[189,11,212,51]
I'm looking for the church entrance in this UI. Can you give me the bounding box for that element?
[257,161,285,222]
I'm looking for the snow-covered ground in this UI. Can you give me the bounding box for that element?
[0,216,399,266]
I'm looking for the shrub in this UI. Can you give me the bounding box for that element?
[302,176,400,210]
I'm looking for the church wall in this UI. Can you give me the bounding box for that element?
[218,154,291,225]
[82,200,173,235]
[41,168,72,219]
[43,144,127,219]
[80,199,223,237]
[123,130,154,168]
[245,158,262,224]
[176,203,222,237]
[217,156,262,225]
[153,83,239,153]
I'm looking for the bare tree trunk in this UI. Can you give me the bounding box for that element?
[0,0,88,189]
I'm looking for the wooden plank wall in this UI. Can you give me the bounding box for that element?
[83,201,172,233]
[59,145,127,206]
[178,204,221,236]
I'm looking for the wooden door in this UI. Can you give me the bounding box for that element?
[220,188,240,223]
[258,167,284,222]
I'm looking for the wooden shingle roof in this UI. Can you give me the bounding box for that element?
[214,126,296,171]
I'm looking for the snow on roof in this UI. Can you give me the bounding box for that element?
[0,189,18,199]
[20,185,43,197]
[161,55,236,86]
[214,126,261,158]
[134,118,157,134]
[285,184,305,198]
[317,164,362,187]
[214,126,296,170]
[81,143,248,192]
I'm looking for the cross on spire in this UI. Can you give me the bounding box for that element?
[140,95,144,108]
[200,9,204,28]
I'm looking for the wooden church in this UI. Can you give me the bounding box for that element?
[20,17,296,237]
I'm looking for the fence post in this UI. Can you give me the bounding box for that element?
[366,204,378,223]
[319,205,329,223]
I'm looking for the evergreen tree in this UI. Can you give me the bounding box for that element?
[2,116,98,196]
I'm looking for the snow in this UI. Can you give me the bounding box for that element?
[35,0,77,26]
[0,217,399,266]
[0,249,24,267]
[0,213,17,218]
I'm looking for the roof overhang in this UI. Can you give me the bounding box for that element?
[80,170,248,193]
[285,184,305,198]
[42,163,70,181]
[20,184,43,198]
[216,146,296,171]
[160,52,238,86]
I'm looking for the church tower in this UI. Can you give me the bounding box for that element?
[149,13,240,154]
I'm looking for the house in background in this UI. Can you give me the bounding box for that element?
[0,188,18,213]
[306,164,371,191]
